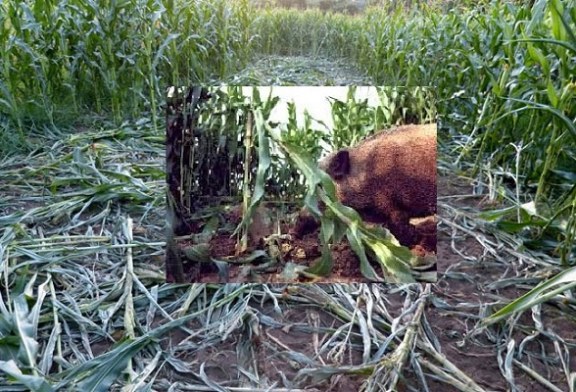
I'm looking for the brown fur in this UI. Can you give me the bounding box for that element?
[317,124,437,247]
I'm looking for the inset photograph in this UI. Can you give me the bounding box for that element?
[165,86,437,283]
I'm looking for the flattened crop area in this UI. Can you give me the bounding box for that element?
[1,129,572,390]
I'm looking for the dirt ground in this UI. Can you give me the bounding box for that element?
[408,174,575,392]
[164,171,576,392]
[174,203,437,283]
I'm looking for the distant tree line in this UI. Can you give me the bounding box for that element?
[250,0,531,13]
[251,0,368,14]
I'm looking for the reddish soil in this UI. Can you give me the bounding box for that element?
[174,208,437,283]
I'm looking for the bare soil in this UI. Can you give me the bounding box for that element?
[164,171,576,392]
[175,208,437,283]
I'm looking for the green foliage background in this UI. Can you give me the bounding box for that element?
[0,0,574,259]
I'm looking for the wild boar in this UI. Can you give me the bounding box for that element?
[294,124,437,249]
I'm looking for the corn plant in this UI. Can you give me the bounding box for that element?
[329,86,436,149]
[259,109,423,282]
[0,0,256,145]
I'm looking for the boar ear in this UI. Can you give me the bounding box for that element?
[328,150,350,179]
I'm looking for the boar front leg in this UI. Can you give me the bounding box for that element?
[385,210,417,248]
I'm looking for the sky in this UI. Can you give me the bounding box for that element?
[240,86,380,131]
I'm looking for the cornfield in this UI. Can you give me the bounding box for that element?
[0,0,575,390]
